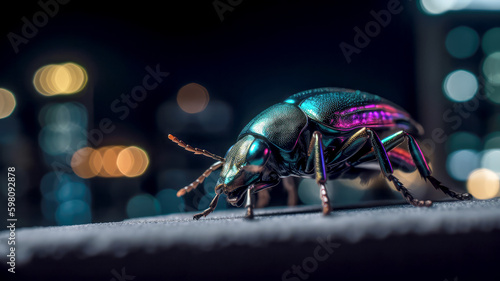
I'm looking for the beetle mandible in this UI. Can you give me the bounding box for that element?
[169,87,472,220]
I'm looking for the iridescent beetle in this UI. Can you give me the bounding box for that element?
[169,88,472,220]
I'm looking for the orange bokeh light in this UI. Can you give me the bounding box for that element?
[176,83,210,114]
[117,146,149,177]
[72,145,149,178]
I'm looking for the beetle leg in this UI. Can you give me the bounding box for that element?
[354,130,472,201]
[244,186,255,219]
[177,161,224,197]
[364,129,432,207]
[404,133,473,201]
[193,189,222,220]
[355,131,406,164]
[310,131,332,215]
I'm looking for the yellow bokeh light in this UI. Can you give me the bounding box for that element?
[117,146,149,177]
[33,62,88,96]
[467,168,500,200]
[53,65,71,93]
[177,83,210,114]
[0,88,16,119]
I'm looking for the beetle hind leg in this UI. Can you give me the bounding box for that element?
[404,134,473,201]
[356,130,472,202]
[388,175,432,207]
[364,128,432,207]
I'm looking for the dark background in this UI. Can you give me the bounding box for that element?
[0,0,498,227]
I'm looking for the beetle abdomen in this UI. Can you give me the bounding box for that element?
[239,103,307,152]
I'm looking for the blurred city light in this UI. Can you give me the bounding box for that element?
[482,27,500,55]
[467,168,500,199]
[57,180,90,202]
[56,199,91,225]
[33,62,88,96]
[39,102,88,128]
[72,145,150,178]
[126,194,161,218]
[420,0,500,15]
[38,102,88,158]
[116,146,149,177]
[483,52,500,85]
[40,172,91,225]
[445,26,479,59]
[155,189,184,214]
[40,172,60,201]
[39,124,85,155]
[485,132,500,149]
[71,147,101,178]
[485,84,500,103]
[481,149,500,173]
[0,88,16,119]
[420,0,460,15]
[99,146,125,177]
[177,83,210,114]
[446,149,480,181]
[443,69,478,102]
[446,131,481,153]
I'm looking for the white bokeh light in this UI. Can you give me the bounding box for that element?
[446,149,480,181]
[420,0,457,14]
[443,70,478,102]
[481,149,500,173]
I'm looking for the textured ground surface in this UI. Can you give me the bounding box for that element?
[1,198,500,280]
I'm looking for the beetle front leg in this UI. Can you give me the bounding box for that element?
[308,131,332,215]
[244,186,255,219]
[193,190,221,220]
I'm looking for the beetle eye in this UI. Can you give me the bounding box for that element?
[246,139,270,166]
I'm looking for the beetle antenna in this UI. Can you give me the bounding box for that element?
[177,161,224,197]
[168,134,225,162]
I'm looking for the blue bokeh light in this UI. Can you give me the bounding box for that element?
[56,200,91,225]
[126,194,161,218]
[155,189,185,214]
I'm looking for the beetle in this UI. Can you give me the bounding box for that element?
[169,87,472,220]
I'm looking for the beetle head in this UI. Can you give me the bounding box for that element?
[216,135,280,206]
